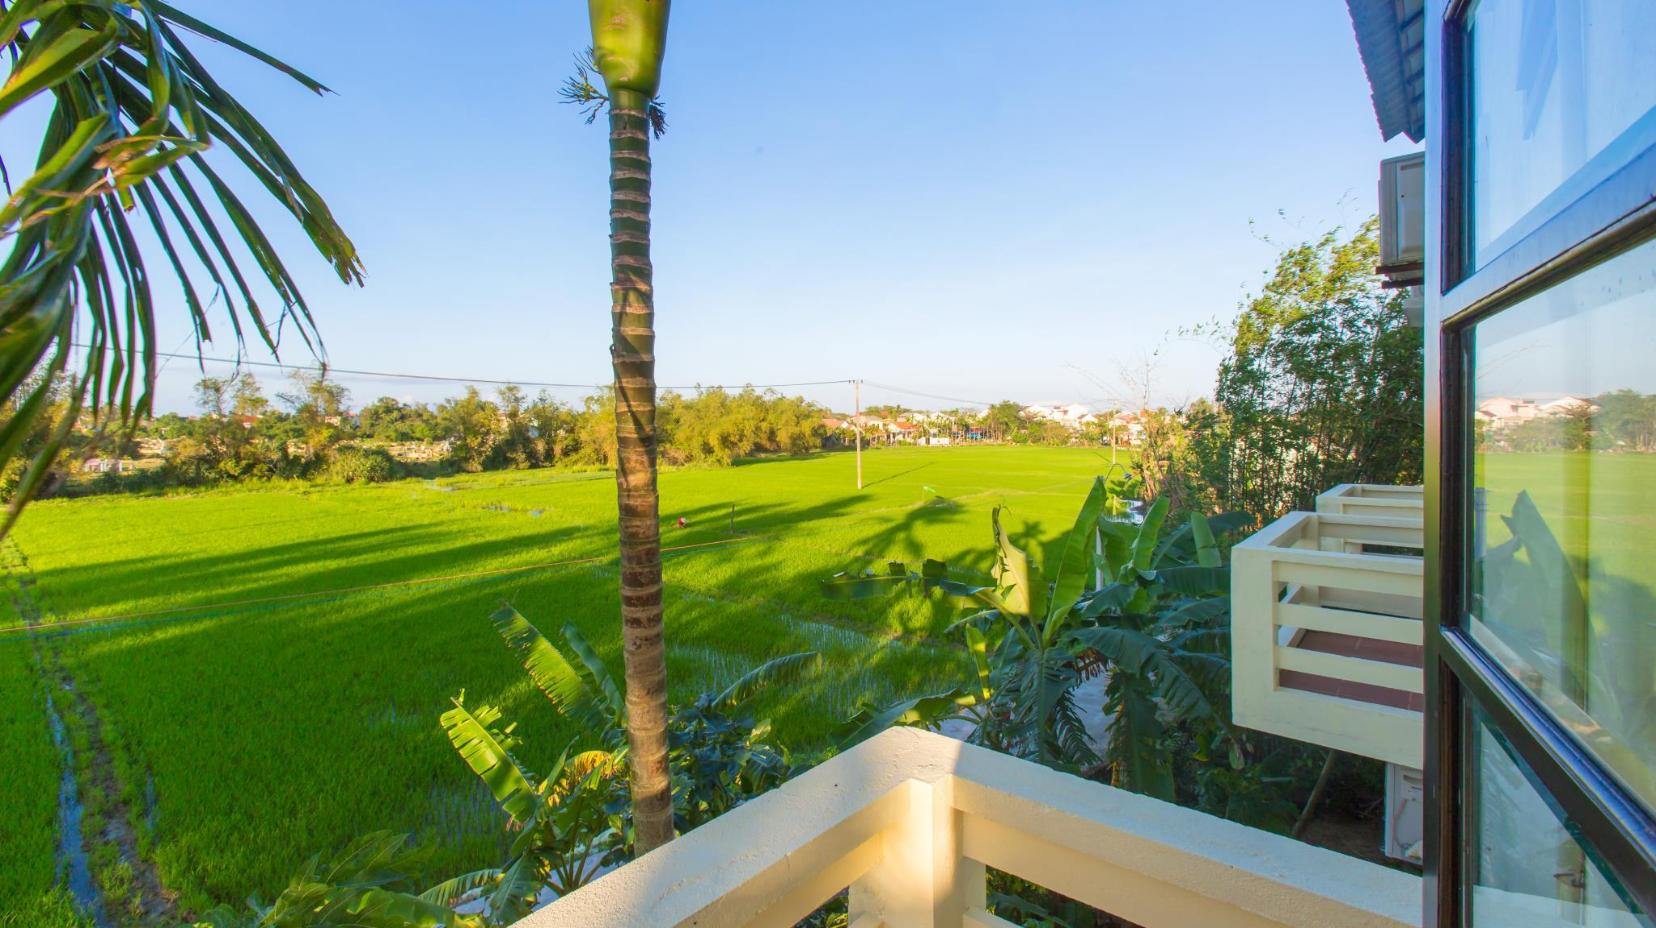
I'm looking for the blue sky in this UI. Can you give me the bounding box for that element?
[69,2,1419,413]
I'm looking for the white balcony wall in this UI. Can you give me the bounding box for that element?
[528,728,1420,928]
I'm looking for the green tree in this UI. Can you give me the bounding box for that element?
[279,369,351,460]
[435,387,500,472]
[0,2,359,533]
[567,0,677,854]
[1194,218,1423,518]
[358,397,434,443]
[495,385,534,468]
[985,401,1024,442]
[1593,390,1656,451]
[526,392,578,464]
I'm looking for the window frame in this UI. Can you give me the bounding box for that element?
[1423,1,1656,925]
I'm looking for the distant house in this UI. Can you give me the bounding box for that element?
[1023,403,1097,430]
[82,457,124,474]
[1540,395,1597,416]
[1108,411,1146,447]
[1476,395,1597,429]
[1475,396,1544,427]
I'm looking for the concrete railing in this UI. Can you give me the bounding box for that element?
[1231,511,1425,769]
[1315,484,1424,523]
[527,728,1420,927]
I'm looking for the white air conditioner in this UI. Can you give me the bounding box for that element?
[1384,763,1424,864]
[1378,152,1425,285]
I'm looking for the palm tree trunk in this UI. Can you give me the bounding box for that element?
[607,88,673,854]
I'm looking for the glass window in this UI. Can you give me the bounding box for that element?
[1467,237,1656,814]
[1468,710,1650,926]
[1469,0,1656,264]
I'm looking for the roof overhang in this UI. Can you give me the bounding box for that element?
[1345,0,1427,142]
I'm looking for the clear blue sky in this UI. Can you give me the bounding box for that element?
[81,2,1420,414]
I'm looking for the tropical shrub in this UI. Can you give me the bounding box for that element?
[193,833,483,928]
[326,447,399,484]
[828,476,1243,781]
[824,475,1336,837]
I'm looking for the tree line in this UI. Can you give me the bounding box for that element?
[68,372,835,491]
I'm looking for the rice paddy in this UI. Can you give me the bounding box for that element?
[0,445,1120,917]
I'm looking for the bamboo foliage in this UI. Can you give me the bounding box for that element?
[0,0,360,532]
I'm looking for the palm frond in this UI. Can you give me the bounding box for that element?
[486,848,552,925]
[438,694,541,826]
[0,0,360,534]
[489,605,614,732]
[1075,626,1217,723]
[837,688,973,748]
[417,867,501,908]
[713,650,820,708]
[1044,475,1108,634]
[557,621,626,724]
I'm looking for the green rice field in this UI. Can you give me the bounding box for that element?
[0,445,1122,916]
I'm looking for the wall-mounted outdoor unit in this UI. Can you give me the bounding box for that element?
[1377,151,1425,287]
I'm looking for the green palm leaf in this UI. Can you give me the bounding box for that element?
[345,888,484,928]
[438,694,540,826]
[1,0,360,534]
[417,867,501,908]
[1074,626,1216,723]
[1044,475,1108,634]
[490,605,614,732]
[558,621,626,724]
[713,650,820,708]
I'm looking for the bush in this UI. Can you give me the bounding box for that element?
[324,447,398,484]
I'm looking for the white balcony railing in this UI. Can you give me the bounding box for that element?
[1231,510,1425,769]
[1314,484,1424,523]
[528,728,1420,927]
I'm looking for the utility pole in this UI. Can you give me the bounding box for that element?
[854,379,863,490]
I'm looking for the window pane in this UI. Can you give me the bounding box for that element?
[1469,0,1656,264]
[1468,237,1656,814]
[1468,710,1650,927]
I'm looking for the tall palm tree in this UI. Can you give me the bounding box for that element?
[0,1,360,534]
[582,0,676,854]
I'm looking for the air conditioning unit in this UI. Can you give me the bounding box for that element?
[1378,152,1425,286]
[1384,763,1425,864]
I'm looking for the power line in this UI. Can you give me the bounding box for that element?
[68,344,1026,408]
[860,381,998,408]
[68,344,853,392]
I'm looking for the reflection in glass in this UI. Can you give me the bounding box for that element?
[1469,0,1656,264]
[1468,712,1649,926]
[1468,237,1656,815]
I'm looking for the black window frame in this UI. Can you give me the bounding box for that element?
[1423,1,1656,926]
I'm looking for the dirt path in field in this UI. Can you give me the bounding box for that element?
[4,541,179,926]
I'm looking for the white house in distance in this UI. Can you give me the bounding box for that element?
[1021,403,1099,429]
[1475,394,1597,429]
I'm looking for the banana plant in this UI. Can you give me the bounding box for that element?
[193,833,483,928]
[826,479,1249,790]
[437,604,818,916]
[828,478,1111,768]
[434,696,621,922]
